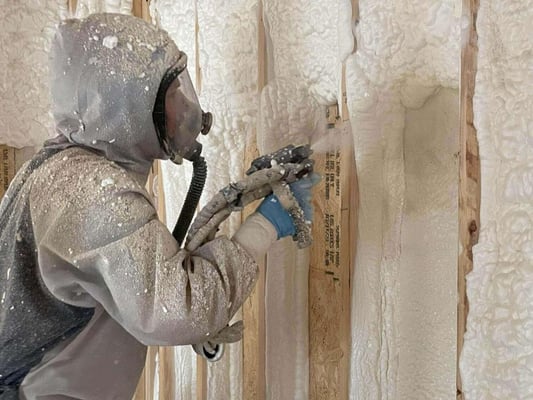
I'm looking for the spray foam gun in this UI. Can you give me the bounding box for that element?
[185,144,315,253]
[187,144,314,362]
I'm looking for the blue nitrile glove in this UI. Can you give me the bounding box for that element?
[289,173,320,221]
[257,194,295,239]
[257,173,320,239]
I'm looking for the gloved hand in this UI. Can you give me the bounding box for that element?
[257,173,320,239]
[289,172,320,221]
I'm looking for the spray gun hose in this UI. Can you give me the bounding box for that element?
[172,156,207,247]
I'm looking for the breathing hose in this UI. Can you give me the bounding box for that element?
[172,155,207,247]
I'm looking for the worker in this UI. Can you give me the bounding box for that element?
[0,13,317,399]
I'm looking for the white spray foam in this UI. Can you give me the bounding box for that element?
[460,1,533,398]
[346,1,460,398]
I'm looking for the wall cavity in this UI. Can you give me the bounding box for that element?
[345,1,460,398]
[260,1,352,398]
[399,88,458,398]
[460,1,533,398]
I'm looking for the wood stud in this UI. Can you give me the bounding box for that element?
[457,0,480,399]
[242,1,267,399]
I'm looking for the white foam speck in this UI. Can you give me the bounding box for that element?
[102,35,118,49]
[101,178,115,187]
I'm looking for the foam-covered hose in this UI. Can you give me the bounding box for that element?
[172,156,207,247]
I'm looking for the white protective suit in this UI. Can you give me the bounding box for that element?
[0,13,277,399]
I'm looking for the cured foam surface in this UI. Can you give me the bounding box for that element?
[0,1,65,147]
[460,1,533,398]
[4,2,531,399]
[346,1,460,398]
[74,0,132,17]
[0,0,133,149]
[399,88,458,398]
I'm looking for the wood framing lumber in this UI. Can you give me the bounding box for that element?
[0,145,37,199]
[132,0,142,20]
[0,145,15,199]
[242,136,266,400]
[309,2,357,398]
[457,0,480,399]
[242,1,267,399]
[158,347,175,400]
[196,354,207,400]
[309,111,357,400]
[144,346,158,400]
[133,368,147,400]
[68,0,77,16]
[193,2,208,399]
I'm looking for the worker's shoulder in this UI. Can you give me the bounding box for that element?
[30,147,150,205]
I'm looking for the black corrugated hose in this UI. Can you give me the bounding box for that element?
[172,156,207,247]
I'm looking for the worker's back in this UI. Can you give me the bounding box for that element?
[0,148,94,397]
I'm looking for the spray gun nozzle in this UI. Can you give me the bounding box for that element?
[245,144,313,176]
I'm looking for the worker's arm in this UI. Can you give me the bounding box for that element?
[31,157,276,347]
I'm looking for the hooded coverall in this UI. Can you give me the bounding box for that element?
[0,14,278,399]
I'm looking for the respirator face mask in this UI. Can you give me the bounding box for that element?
[153,51,211,248]
[153,51,212,163]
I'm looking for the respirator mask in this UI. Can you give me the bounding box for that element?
[153,51,212,163]
[153,51,212,247]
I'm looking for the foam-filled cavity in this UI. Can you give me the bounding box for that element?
[460,1,533,398]
[346,1,460,398]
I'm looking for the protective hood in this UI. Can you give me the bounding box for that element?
[48,13,181,176]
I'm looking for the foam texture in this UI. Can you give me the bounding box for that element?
[0,1,134,149]
[260,1,352,398]
[399,88,458,398]
[196,2,259,398]
[74,0,132,17]
[0,1,65,148]
[460,1,533,398]
[345,1,460,398]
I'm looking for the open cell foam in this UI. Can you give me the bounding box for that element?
[74,0,132,17]
[0,0,133,149]
[460,1,533,398]
[0,1,65,148]
[346,1,460,398]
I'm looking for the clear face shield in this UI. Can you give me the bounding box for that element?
[153,52,212,163]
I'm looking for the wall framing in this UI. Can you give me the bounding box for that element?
[457,0,480,399]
